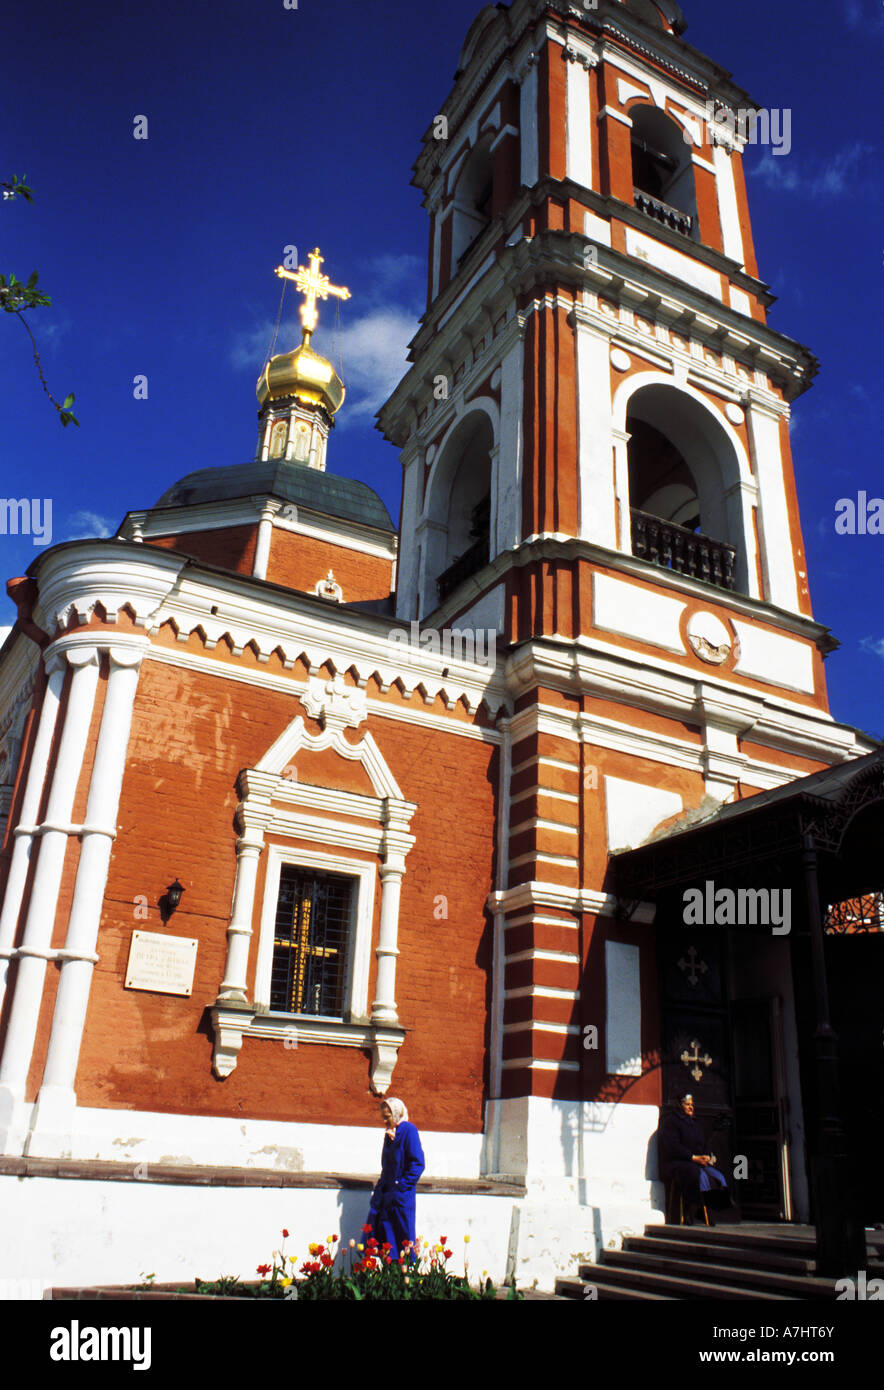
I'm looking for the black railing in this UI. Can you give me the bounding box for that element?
[436,536,490,603]
[633,188,693,237]
[631,508,737,591]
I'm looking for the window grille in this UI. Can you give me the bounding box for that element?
[270,867,354,1016]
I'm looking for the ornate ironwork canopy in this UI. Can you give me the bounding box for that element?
[612,748,884,909]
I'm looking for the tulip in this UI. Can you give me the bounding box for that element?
[349,1239,356,1248]
[282,1229,290,1239]
[464,1235,471,1243]
[357,1244,364,1252]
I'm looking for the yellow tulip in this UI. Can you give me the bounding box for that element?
[357,1244,364,1252]
[464,1235,471,1243]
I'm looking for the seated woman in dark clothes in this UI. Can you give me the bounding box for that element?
[658,1092,729,1224]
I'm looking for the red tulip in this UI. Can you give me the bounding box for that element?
[281,1229,290,1239]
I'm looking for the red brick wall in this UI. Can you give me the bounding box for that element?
[265,530,393,603]
[72,655,497,1135]
[147,527,258,576]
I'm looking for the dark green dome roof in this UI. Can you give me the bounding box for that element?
[153,460,395,533]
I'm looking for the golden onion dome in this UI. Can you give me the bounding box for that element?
[256,340,345,415]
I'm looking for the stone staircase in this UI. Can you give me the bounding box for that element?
[556,1223,884,1301]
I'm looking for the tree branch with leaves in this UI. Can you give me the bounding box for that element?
[2,174,78,427]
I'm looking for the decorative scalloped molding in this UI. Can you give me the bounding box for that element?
[28,546,509,720]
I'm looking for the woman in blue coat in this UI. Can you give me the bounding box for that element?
[367,1097,425,1256]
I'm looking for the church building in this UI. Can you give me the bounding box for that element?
[0,0,880,1292]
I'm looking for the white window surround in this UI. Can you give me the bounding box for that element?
[211,676,417,1095]
[254,844,376,1022]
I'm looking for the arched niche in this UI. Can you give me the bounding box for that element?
[421,409,494,611]
[621,381,751,593]
[630,104,698,239]
[450,134,495,271]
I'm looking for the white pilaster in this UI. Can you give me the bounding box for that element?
[745,393,800,612]
[0,647,100,1153]
[496,333,525,553]
[575,322,618,549]
[371,863,403,1026]
[712,144,745,267]
[217,832,266,1001]
[519,56,539,187]
[565,51,593,191]
[0,658,66,1016]
[25,645,145,1156]
[252,503,275,581]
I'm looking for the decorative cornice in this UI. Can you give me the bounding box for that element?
[25,543,509,720]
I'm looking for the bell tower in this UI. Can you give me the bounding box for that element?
[379,0,870,1247]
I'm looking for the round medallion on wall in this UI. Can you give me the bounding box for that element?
[611,348,631,373]
[685,611,734,666]
[725,402,745,426]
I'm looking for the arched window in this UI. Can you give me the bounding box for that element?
[450,136,495,271]
[422,411,494,610]
[626,385,744,592]
[630,106,697,239]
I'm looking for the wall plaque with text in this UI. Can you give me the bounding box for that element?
[125,930,198,997]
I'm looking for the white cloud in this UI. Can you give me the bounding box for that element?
[229,320,278,371]
[229,249,422,423]
[861,637,884,659]
[752,142,874,198]
[63,510,115,541]
[313,306,418,419]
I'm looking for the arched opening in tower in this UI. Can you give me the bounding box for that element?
[450,135,495,271]
[627,420,700,531]
[630,105,698,239]
[429,412,493,607]
[625,386,742,592]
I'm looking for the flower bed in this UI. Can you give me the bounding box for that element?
[118,1228,521,1301]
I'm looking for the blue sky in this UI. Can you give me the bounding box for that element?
[1,0,881,736]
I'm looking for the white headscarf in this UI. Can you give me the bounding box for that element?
[384,1097,408,1136]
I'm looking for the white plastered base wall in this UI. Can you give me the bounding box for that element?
[0,1177,517,1293]
[489,1095,664,1289]
[11,1102,485,1177]
[2,1098,664,1292]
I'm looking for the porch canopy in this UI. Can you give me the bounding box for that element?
[611,747,884,1275]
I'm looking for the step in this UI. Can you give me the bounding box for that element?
[642,1225,822,1258]
[556,1276,676,1301]
[576,1262,796,1300]
[623,1234,817,1276]
[596,1251,837,1299]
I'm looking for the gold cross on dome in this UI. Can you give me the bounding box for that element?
[274,247,351,343]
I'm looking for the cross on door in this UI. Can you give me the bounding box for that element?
[680,1038,713,1082]
[678,945,709,987]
